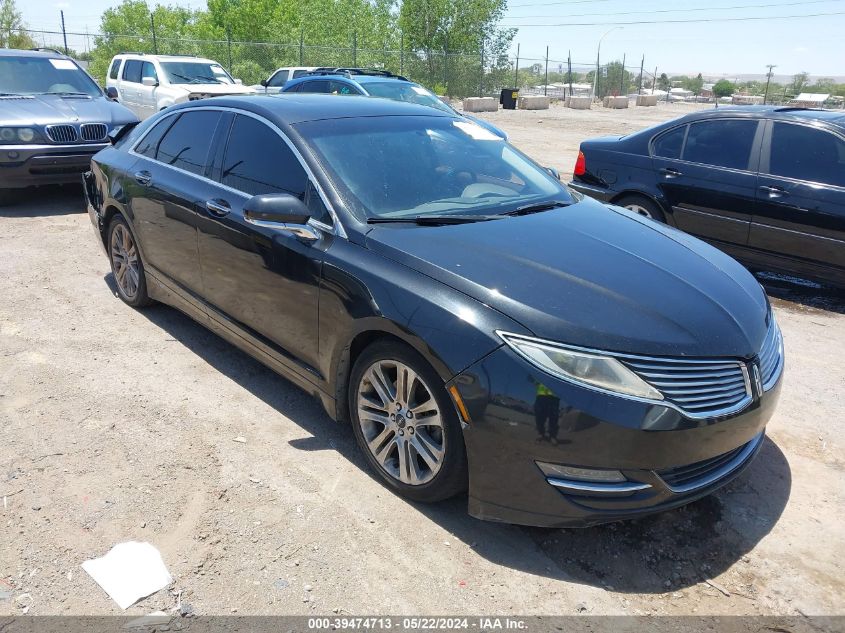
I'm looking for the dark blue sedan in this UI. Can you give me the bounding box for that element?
[570,106,845,288]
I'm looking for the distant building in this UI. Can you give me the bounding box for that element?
[789,93,830,107]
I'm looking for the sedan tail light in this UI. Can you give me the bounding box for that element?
[574,150,586,177]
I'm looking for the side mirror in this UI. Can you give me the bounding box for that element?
[260,79,268,87]
[243,193,317,241]
[105,87,119,101]
[545,166,561,181]
[234,78,243,85]
[141,77,158,87]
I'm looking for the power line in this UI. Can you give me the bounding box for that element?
[501,10,845,27]
[506,0,840,19]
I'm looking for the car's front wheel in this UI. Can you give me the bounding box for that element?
[349,341,467,503]
[615,194,666,222]
[108,215,153,307]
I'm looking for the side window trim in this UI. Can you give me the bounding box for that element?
[128,106,344,237]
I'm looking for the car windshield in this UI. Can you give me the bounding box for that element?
[160,61,234,85]
[297,115,571,221]
[363,81,454,114]
[0,56,101,96]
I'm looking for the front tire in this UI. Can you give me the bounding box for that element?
[349,341,467,503]
[108,215,153,307]
[615,194,666,222]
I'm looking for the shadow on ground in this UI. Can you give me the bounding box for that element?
[109,272,793,594]
[0,184,85,217]
[756,271,845,316]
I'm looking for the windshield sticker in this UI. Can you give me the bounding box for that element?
[49,59,77,70]
[452,120,500,141]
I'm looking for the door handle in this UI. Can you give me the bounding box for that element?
[134,170,152,186]
[759,185,788,198]
[205,199,231,217]
[659,167,683,178]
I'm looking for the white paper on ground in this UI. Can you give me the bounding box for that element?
[82,542,173,610]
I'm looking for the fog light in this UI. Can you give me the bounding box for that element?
[7,151,19,159]
[536,462,627,483]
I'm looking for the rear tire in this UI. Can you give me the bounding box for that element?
[107,215,153,308]
[349,340,467,503]
[615,194,666,222]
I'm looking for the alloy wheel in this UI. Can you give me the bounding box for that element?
[356,360,445,486]
[625,203,654,219]
[110,223,140,300]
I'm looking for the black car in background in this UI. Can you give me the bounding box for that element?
[84,95,782,527]
[0,48,137,205]
[569,107,845,288]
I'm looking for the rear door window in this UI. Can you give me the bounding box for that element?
[155,111,222,176]
[297,80,332,93]
[109,59,121,80]
[767,122,845,188]
[682,119,758,170]
[122,60,142,83]
[652,125,686,159]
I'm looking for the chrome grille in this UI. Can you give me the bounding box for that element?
[758,322,784,390]
[623,357,750,418]
[80,123,108,142]
[46,124,78,143]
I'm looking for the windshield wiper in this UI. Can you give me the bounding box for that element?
[192,75,223,84]
[169,73,195,83]
[367,215,503,226]
[502,200,571,216]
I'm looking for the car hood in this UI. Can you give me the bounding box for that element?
[0,93,137,126]
[174,84,256,95]
[365,197,769,358]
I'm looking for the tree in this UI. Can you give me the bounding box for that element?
[791,72,809,95]
[657,72,670,91]
[0,0,36,49]
[713,79,736,98]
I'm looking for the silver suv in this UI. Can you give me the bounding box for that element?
[105,53,255,120]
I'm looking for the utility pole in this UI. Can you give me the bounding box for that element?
[763,64,777,105]
[60,10,68,55]
[620,52,626,95]
[652,66,657,94]
[514,43,519,89]
[544,46,549,97]
[299,28,304,65]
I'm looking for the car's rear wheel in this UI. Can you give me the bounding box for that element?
[349,341,467,503]
[108,215,153,307]
[615,194,666,222]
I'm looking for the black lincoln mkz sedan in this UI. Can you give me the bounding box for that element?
[84,95,783,527]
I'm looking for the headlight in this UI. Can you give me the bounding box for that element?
[0,127,37,144]
[498,332,663,400]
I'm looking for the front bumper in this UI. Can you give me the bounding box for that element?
[0,143,106,188]
[450,345,782,528]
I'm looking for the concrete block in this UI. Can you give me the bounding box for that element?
[517,95,550,110]
[462,97,498,112]
[603,96,629,109]
[567,96,592,110]
[636,94,659,107]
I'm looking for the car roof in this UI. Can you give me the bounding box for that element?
[168,93,455,125]
[0,48,71,59]
[679,105,845,126]
[114,54,219,64]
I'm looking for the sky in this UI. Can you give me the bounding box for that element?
[17,0,845,80]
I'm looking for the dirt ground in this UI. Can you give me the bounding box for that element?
[1,102,843,621]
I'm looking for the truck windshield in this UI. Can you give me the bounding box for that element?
[0,56,101,97]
